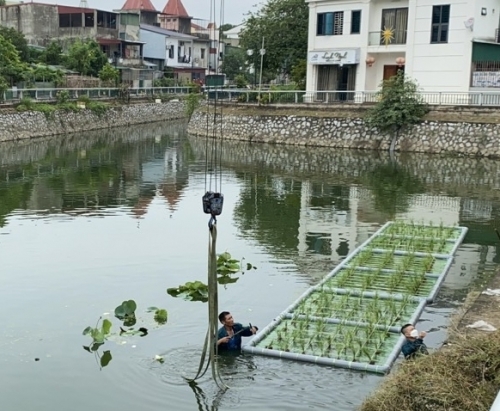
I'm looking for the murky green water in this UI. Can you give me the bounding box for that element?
[0,122,498,411]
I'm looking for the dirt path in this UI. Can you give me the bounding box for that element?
[455,270,500,335]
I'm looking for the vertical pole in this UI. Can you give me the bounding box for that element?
[258,37,265,102]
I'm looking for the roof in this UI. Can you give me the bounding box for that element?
[121,0,157,12]
[162,0,190,17]
[140,24,196,39]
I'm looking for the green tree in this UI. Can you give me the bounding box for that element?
[365,71,429,144]
[290,59,307,90]
[0,26,30,62]
[99,63,120,84]
[220,23,235,33]
[65,39,108,77]
[239,0,308,77]
[0,34,28,85]
[220,47,248,80]
[40,41,63,65]
[0,0,6,6]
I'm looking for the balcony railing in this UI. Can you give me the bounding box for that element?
[178,55,191,64]
[368,29,407,46]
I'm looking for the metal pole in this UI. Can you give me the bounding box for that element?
[258,37,265,102]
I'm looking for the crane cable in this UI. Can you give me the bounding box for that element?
[187,0,227,391]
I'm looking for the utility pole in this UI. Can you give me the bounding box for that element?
[258,37,265,102]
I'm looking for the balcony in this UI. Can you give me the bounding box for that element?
[368,29,407,46]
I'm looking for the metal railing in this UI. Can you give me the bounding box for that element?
[4,87,500,107]
[1,87,193,103]
[206,89,500,107]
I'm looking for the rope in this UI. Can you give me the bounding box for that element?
[189,0,227,390]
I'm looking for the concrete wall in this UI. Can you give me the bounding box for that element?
[0,4,60,47]
[188,106,500,158]
[0,101,186,142]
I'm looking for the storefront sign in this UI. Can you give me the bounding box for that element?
[308,49,360,65]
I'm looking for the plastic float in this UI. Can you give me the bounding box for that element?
[242,221,468,374]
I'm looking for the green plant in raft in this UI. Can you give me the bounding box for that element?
[423,255,434,272]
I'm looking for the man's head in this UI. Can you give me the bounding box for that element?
[219,311,234,327]
[401,323,416,339]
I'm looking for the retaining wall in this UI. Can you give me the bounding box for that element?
[0,101,186,142]
[188,106,500,158]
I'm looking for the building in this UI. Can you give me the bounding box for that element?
[140,24,207,81]
[223,24,244,48]
[305,0,500,99]
[0,2,119,48]
[119,0,160,26]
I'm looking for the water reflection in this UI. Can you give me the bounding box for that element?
[1,125,500,411]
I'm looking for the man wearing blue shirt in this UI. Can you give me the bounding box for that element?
[217,311,257,352]
[401,323,429,360]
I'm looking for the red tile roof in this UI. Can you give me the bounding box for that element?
[121,0,157,12]
[162,0,189,17]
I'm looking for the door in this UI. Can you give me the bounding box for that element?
[383,65,400,80]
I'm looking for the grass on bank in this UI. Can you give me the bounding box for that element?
[360,330,500,411]
[15,97,109,118]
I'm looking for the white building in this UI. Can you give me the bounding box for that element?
[306,0,500,98]
[140,24,209,83]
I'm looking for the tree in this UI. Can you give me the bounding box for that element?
[40,41,64,65]
[239,0,308,77]
[65,39,108,77]
[0,34,29,85]
[0,26,30,62]
[220,24,235,33]
[290,58,307,90]
[365,71,429,151]
[99,63,120,84]
[220,47,248,81]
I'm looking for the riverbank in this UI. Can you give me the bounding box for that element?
[188,104,500,158]
[0,100,186,142]
[359,270,500,411]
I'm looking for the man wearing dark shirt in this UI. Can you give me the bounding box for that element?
[217,311,257,352]
[401,323,429,359]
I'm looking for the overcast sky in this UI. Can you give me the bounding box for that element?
[37,0,262,25]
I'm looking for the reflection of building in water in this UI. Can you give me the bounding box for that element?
[134,144,190,216]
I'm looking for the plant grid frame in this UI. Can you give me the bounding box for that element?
[242,221,468,374]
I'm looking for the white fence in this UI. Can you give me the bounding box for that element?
[1,87,193,103]
[4,87,500,107]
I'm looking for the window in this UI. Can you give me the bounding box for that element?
[431,5,450,43]
[59,13,82,28]
[317,11,344,36]
[381,8,408,44]
[351,10,361,34]
[201,48,205,59]
[168,45,174,59]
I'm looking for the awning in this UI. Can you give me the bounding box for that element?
[143,60,158,67]
[122,39,146,45]
[472,40,500,62]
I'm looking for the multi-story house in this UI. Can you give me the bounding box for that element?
[306,0,500,99]
[140,24,207,82]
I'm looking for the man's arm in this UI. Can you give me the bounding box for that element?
[236,323,257,337]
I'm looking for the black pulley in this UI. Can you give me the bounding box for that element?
[202,191,224,216]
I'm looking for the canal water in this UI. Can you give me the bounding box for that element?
[0,121,498,411]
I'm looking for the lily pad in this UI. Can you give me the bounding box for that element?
[167,281,209,303]
[114,300,137,320]
[154,309,168,325]
[100,350,112,368]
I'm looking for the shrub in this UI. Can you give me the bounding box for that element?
[77,95,91,104]
[56,90,71,104]
[87,101,108,117]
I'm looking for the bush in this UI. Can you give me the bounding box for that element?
[87,101,108,117]
[360,331,500,411]
[56,90,71,104]
[77,95,91,104]
[18,97,35,110]
[57,102,79,112]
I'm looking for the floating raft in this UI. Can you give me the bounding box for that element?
[242,221,468,374]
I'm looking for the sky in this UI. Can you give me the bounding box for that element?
[35,0,262,25]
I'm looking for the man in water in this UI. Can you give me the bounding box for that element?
[401,323,429,360]
[217,311,257,352]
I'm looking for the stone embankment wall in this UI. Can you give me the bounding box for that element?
[0,101,186,142]
[188,105,500,157]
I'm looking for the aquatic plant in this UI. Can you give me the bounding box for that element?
[115,300,137,326]
[167,252,257,301]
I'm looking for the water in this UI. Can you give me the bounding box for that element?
[0,121,498,411]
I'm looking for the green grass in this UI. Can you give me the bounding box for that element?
[369,235,454,254]
[257,319,400,365]
[290,291,420,327]
[325,268,437,298]
[347,251,448,275]
[382,222,462,240]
